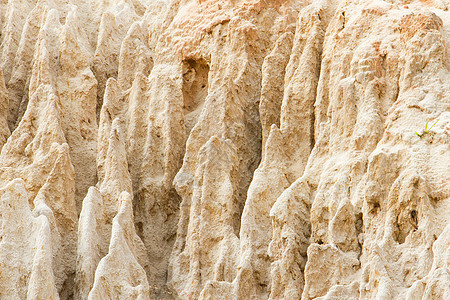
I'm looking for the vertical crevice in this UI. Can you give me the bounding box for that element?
[182,58,209,136]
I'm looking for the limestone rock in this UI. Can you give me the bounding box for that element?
[88,191,149,300]
[269,178,311,300]
[93,1,139,115]
[0,179,59,300]
[0,0,449,299]
[75,187,108,300]
[169,136,241,299]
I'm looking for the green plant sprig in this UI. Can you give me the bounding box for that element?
[415,119,439,138]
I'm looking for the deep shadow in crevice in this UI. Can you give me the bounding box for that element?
[182,58,209,136]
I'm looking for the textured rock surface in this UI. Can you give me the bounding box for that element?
[0,0,449,299]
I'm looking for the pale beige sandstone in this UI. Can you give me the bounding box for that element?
[88,191,150,300]
[0,0,35,84]
[116,21,153,90]
[0,10,79,297]
[74,77,135,299]
[6,0,67,132]
[97,82,133,220]
[269,177,311,300]
[0,179,59,300]
[92,1,139,116]
[233,2,334,299]
[3,2,98,211]
[5,0,41,131]
[58,6,98,211]
[76,186,108,300]
[169,2,300,299]
[259,32,294,155]
[98,61,185,298]
[0,72,78,296]
[128,63,185,297]
[86,40,185,298]
[197,1,334,298]
[298,1,450,299]
[171,136,241,299]
[0,0,449,299]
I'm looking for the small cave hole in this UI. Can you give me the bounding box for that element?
[182,58,209,135]
[136,221,144,239]
[410,210,418,229]
[370,202,381,215]
[394,209,419,244]
[356,212,364,248]
[356,212,363,234]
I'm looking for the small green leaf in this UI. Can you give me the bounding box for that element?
[415,119,438,138]
[428,119,439,131]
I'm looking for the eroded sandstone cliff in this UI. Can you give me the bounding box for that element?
[0,0,449,299]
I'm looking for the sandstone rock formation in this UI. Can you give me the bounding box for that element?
[0,0,449,299]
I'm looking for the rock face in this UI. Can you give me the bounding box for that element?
[0,0,449,299]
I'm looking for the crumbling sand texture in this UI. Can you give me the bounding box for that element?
[0,0,449,299]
